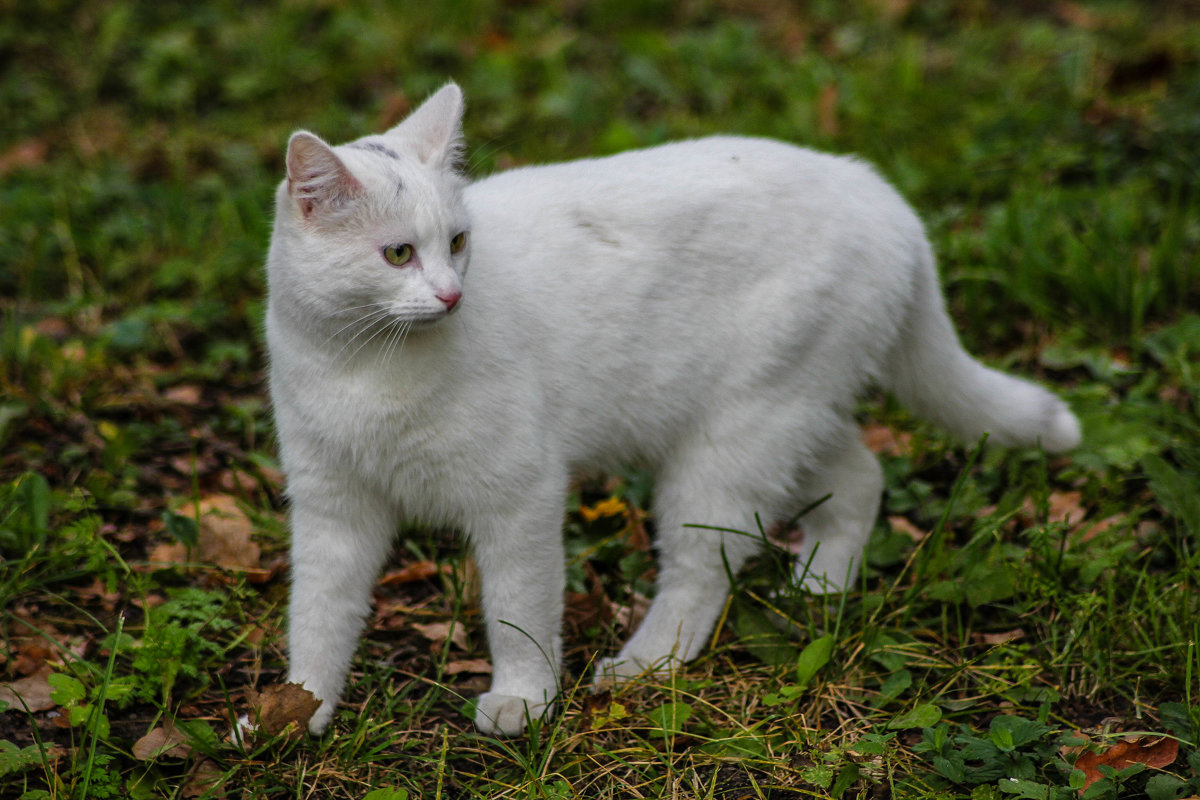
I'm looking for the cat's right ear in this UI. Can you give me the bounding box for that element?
[286,131,363,221]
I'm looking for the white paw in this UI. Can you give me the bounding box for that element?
[306,700,334,735]
[474,692,553,737]
[591,653,670,690]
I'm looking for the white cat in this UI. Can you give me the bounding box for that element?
[265,83,1080,737]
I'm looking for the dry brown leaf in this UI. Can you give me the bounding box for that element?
[1075,735,1179,792]
[1048,491,1087,526]
[182,757,225,798]
[888,515,926,541]
[1054,1,1101,30]
[867,0,915,20]
[244,683,321,737]
[611,591,652,634]
[0,138,48,175]
[149,495,262,573]
[163,384,203,405]
[861,424,913,456]
[818,83,839,137]
[1078,514,1124,542]
[379,561,441,586]
[445,658,493,675]
[976,628,1025,646]
[1018,491,1089,530]
[216,469,258,494]
[412,621,468,651]
[195,495,262,570]
[12,639,56,675]
[33,316,70,340]
[0,666,56,712]
[74,577,121,612]
[132,723,191,760]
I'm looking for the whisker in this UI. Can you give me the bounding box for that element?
[342,313,400,366]
[374,316,408,374]
[322,304,393,348]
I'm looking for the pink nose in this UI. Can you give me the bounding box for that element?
[437,289,462,311]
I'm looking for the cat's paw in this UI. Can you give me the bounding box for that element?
[591,654,668,691]
[474,692,553,737]
[306,700,335,735]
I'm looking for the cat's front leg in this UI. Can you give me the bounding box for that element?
[286,481,396,734]
[467,498,565,737]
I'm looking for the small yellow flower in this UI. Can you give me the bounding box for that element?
[579,496,627,523]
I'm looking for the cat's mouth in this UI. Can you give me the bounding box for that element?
[406,306,458,327]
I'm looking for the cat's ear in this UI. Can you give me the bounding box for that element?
[286,131,364,220]
[386,83,465,169]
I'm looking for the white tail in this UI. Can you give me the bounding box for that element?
[887,249,1081,453]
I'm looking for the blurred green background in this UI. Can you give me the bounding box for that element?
[3,0,1197,356]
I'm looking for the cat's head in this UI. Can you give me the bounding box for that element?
[268,83,470,341]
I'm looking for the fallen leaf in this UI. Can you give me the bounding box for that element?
[1054,1,1100,30]
[1074,514,1125,543]
[868,0,915,21]
[133,723,191,760]
[182,757,225,798]
[33,316,70,340]
[12,639,56,675]
[976,628,1025,646]
[1019,491,1089,530]
[889,515,926,541]
[0,666,56,712]
[444,658,492,675]
[1048,491,1087,526]
[0,138,48,175]
[216,469,258,494]
[1074,735,1179,791]
[861,424,913,456]
[818,82,839,137]
[412,621,468,651]
[74,577,120,612]
[243,683,321,738]
[163,384,202,405]
[611,591,651,634]
[149,495,262,573]
[379,561,441,586]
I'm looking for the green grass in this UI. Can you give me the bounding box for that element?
[2,1,1199,797]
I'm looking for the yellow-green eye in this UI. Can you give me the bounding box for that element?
[383,243,414,266]
[450,231,468,254]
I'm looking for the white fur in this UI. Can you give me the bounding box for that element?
[266,83,1080,737]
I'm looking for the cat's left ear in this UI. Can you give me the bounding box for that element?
[386,83,465,169]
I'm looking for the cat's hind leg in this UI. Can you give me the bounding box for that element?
[594,430,802,684]
[789,438,883,594]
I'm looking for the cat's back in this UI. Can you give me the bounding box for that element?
[465,135,920,274]
[468,136,902,220]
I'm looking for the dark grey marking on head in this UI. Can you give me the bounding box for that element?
[350,141,401,160]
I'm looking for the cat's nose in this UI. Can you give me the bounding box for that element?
[436,289,462,311]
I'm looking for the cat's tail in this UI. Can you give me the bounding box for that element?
[885,247,1081,453]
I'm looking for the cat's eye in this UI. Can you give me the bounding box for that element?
[383,243,414,267]
[450,232,468,254]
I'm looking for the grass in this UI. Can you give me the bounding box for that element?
[2,0,1199,797]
